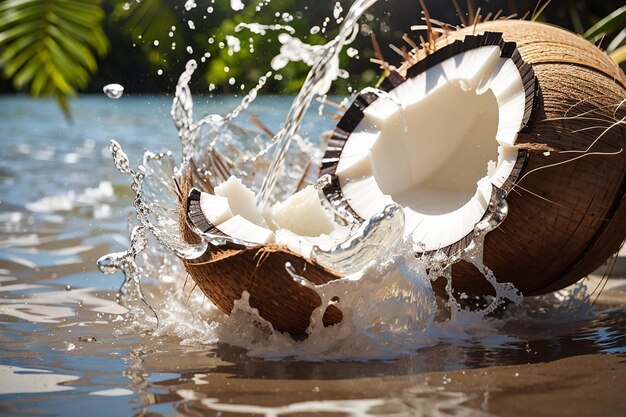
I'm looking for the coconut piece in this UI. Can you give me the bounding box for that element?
[198,191,232,226]
[322,23,626,297]
[179,172,342,336]
[187,188,275,245]
[215,176,268,227]
[214,215,276,244]
[322,32,534,252]
[271,185,336,237]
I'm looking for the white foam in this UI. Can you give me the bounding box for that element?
[26,181,115,213]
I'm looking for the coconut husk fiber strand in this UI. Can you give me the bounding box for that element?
[408,21,626,296]
[178,169,343,336]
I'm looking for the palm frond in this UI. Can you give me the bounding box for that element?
[0,0,109,117]
[583,5,626,42]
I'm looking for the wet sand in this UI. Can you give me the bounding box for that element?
[135,345,625,417]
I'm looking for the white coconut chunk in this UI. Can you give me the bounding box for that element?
[271,185,336,237]
[215,176,267,227]
[199,193,233,226]
[275,228,350,259]
[215,215,275,244]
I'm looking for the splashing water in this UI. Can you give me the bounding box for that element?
[98,0,534,360]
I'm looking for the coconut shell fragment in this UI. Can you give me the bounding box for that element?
[179,170,343,336]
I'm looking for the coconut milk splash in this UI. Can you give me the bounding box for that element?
[99,0,528,360]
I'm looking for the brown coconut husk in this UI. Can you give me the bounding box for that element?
[178,169,343,336]
[403,20,626,297]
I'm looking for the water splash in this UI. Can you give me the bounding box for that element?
[256,0,376,209]
[98,0,535,360]
[103,83,124,99]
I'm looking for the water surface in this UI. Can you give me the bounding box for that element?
[1,95,625,417]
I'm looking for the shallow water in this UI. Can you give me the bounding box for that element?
[1,95,625,416]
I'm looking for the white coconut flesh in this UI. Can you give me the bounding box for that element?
[187,178,342,254]
[324,34,536,252]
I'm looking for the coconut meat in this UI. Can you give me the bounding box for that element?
[198,192,233,225]
[216,215,276,244]
[272,185,336,237]
[215,176,269,227]
[334,45,527,251]
[189,179,343,251]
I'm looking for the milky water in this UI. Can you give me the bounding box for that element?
[2,0,626,415]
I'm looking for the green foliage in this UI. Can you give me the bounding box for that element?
[110,0,180,68]
[0,0,109,116]
[583,5,626,41]
[1,0,625,117]
[610,45,626,65]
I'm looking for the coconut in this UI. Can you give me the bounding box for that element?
[322,20,626,297]
[179,20,626,335]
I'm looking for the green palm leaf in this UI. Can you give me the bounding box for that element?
[0,0,109,117]
[583,5,626,42]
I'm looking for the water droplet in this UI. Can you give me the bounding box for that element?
[230,0,244,11]
[333,2,343,19]
[184,0,196,11]
[347,47,359,58]
[310,26,320,34]
[157,69,163,75]
[103,83,124,99]
[228,77,236,85]
[188,20,195,30]
[153,40,159,46]
[186,46,193,54]
[65,285,71,291]
[97,255,118,275]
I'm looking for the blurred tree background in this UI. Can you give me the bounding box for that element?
[0,0,624,115]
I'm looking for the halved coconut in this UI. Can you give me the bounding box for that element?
[322,23,626,297]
